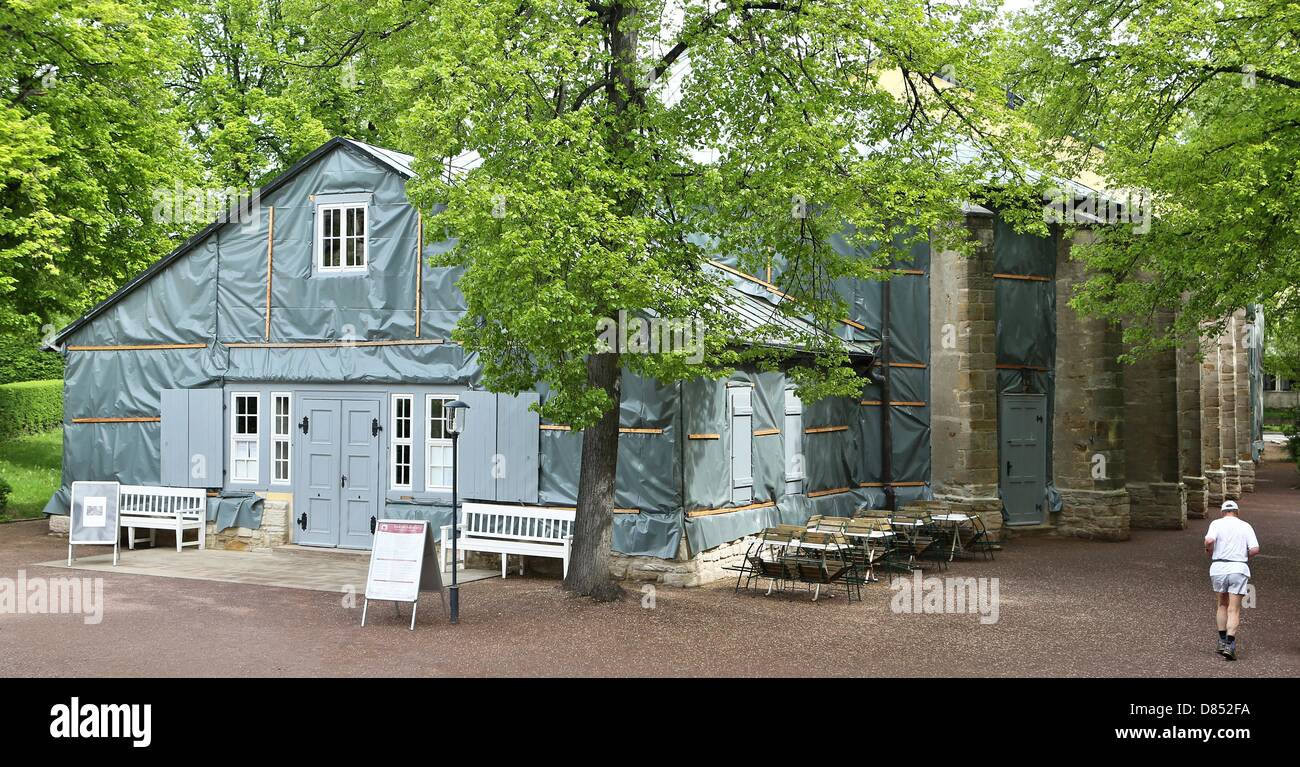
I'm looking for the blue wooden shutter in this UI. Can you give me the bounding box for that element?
[188,389,224,488]
[161,388,223,488]
[456,390,498,501]
[730,387,753,504]
[783,389,803,495]
[160,389,190,486]
[496,393,540,503]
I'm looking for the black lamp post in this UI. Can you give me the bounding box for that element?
[444,398,469,624]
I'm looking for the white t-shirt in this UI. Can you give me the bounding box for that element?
[1206,516,1259,577]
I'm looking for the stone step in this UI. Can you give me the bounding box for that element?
[1002,523,1058,539]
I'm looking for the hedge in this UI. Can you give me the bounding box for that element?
[0,380,63,441]
[0,333,64,385]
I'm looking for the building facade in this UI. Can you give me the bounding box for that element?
[45,138,1264,583]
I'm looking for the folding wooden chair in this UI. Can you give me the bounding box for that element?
[959,514,996,561]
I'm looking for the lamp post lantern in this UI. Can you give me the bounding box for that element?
[444,398,470,624]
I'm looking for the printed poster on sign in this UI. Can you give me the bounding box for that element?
[365,520,428,603]
[83,497,107,528]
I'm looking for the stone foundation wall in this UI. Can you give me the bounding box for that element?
[1222,463,1242,500]
[1128,481,1187,530]
[1238,460,1256,494]
[1183,476,1209,520]
[1205,469,1227,510]
[1056,489,1130,541]
[205,499,290,551]
[48,514,70,536]
[609,537,751,588]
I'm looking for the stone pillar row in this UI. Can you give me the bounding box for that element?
[929,222,1255,543]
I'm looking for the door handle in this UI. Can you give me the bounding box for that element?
[370,516,377,535]
[372,418,382,437]
[299,416,309,434]
[297,512,307,530]
[1006,460,1012,476]
[341,475,347,488]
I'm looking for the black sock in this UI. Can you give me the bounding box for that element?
[1226,635,1235,643]
[1219,630,1227,640]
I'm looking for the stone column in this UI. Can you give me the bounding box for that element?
[1176,330,1208,519]
[1052,229,1129,541]
[1124,308,1187,529]
[1218,322,1241,499]
[1234,310,1256,493]
[1200,330,1227,509]
[929,214,1005,540]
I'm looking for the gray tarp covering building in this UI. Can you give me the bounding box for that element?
[46,136,1076,560]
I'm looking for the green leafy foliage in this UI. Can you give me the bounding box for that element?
[0,329,63,384]
[1009,0,1300,355]
[0,380,63,441]
[327,0,1042,427]
[0,0,194,334]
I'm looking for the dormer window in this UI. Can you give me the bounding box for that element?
[314,193,371,272]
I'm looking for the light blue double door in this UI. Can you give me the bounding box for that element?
[294,397,382,549]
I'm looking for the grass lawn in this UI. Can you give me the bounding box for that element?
[0,428,61,521]
[1264,407,1298,431]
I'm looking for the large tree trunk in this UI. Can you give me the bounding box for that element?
[564,351,625,601]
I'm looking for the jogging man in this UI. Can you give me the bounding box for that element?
[1205,500,1260,660]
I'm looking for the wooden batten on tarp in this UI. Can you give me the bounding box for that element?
[686,500,776,518]
[265,205,274,340]
[753,427,779,436]
[71,417,161,424]
[65,343,207,352]
[539,425,665,435]
[992,272,1051,282]
[225,339,443,349]
[415,210,423,338]
[805,425,848,434]
[808,486,851,497]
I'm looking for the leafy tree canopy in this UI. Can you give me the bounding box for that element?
[1010,0,1300,356]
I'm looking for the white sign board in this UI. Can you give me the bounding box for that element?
[69,481,122,565]
[361,520,442,629]
[366,520,428,602]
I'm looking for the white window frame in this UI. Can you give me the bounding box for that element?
[271,392,291,485]
[315,201,368,272]
[424,394,457,492]
[391,394,413,491]
[230,392,260,485]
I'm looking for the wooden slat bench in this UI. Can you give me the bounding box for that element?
[119,485,208,552]
[440,503,575,578]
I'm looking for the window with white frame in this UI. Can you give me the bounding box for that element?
[271,393,291,484]
[391,394,413,490]
[425,394,457,491]
[230,393,260,483]
[316,202,367,271]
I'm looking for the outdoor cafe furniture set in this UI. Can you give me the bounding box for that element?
[727,508,996,602]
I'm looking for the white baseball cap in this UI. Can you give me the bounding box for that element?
[1221,500,1239,512]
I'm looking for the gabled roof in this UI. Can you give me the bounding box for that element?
[50,137,415,348]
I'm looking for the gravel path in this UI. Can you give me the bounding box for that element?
[2,462,1297,677]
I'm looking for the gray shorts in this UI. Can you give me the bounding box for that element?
[1211,572,1250,595]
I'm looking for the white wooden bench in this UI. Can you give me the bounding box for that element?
[440,503,575,578]
[119,485,208,552]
